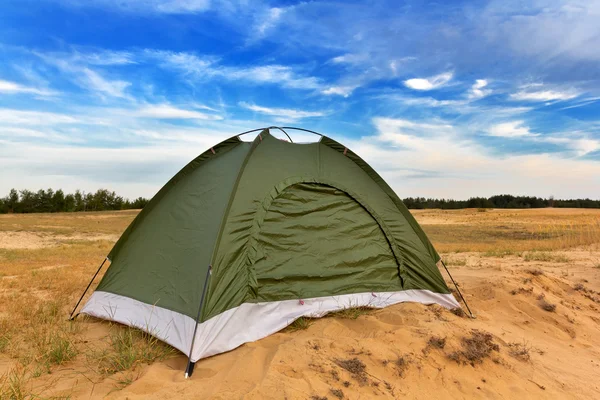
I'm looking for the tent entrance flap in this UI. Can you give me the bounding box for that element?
[250,183,403,302]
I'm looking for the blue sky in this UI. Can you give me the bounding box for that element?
[1,0,599,200]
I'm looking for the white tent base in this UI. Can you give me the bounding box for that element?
[82,289,460,366]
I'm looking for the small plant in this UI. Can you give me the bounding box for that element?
[450,308,466,318]
[526,268,544,276]
[335,358,367,384]
[539,298,557,312]
[330,388,344,399]
[0,366,31,399]
[93,326,175,375]
[510,287,533,296]
[286,316,313,332]
[448,330,499,365]
[573,283,585,291]
[395,355,411,376]
[328,306,374,320]
[43,332,77,365]
[508,342,531,362]
[427,336,446,349]
[445,258,467,266]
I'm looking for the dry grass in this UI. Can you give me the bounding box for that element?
[448,330,500,365]
[414,209,600,253]
[427,336,447,349]
[508,342,532,362]
[92,325,176,375]
[327,306,375,320]
[524,252,570,262]
[285,317,313,332]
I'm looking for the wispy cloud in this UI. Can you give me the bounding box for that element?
[543,136,600,156]
[80,68,131,99]
[488,121,538,138]
[0,79,57,96]
[151,50,321,90]
[61,0,211,14]
[255,7,285,38]
[239,102,326,122]
[404,72,453,91]
[136,104,222,120]
[35,51,132,99]
[0,108,78,125]
[511,84,580,102]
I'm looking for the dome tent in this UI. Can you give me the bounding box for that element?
[71,127,461,377]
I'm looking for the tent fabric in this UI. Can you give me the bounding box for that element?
[80,128,459,363]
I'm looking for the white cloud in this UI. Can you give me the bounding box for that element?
[152,51,322,90]
[321,85,356,97]
[468,79,491,99]
[544,136,600,156]
[136,104,222,120]
[510,84,580,102]
[256,7,285,37]
[63,0,211,14]
[488,121,538,138]
[35,51,132,99]
[403,72,453,91]
[73,50,136,65]
[240,102,326,122]
[80,68,131,99]
[330,53,367,65]
[349,117,600,199]
[0,109,79,125]
[0,79,56,96]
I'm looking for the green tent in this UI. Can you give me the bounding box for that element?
[75,127,459,376]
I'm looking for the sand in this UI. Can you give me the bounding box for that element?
[1,209,599,399]
[24,248,600,399]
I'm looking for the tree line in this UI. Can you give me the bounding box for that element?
[402,194,600,209]
[0,189,599,214]
[0,188,149,214]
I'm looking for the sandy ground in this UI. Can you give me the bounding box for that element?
[1,209,600,399]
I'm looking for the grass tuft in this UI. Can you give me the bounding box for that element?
[327,306,374,320]
[526,268,544,276]
[508,342,531,362]
[93,326,175,375]
[448,330,499,365]
[285,317,313,332]
[427,336,446,349]
[42,332,77,366]
[450,308,466,318]
[329,388,344,399]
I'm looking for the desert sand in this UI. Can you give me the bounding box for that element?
[1,208,599,399]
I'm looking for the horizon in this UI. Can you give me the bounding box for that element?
[1,1,599,200]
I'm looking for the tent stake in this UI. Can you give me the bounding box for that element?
[69,257,108,320]
[440,259,475,318]
[185,265,212,379]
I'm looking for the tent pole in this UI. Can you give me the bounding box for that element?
[69,257,108,320]
[440,259,475,318]
[185,265,212,379]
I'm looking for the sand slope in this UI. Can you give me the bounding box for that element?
[39,248,599,400]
